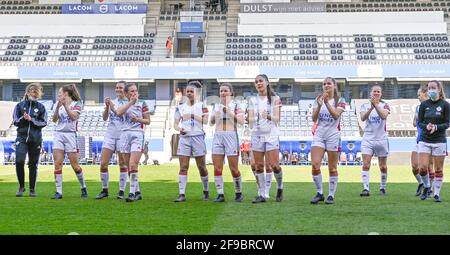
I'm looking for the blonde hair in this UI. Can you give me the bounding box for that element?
[23,83,43,101]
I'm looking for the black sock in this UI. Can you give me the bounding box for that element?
[29,164,37,191]
[16,162,25,189]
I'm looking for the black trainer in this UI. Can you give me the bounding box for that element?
[125,193,136,202]
[81,188,88,198]
[95,190,109,199]
[252,195,266,204]
[325,195,335,205]
[51,192,63,199]
[214,194,225,202]
[234,193,243,202]
[202,190,209,201]
[174,194,186,202]
[310,193,324,204]
[360,189,370,197]
[15,187,25,197]
[276,188,283,202]
[29,189,37,197]
[415,183,424,196]
[117,190,125,199]
[379,188,386,196]
[420,187,430,200]
[427,187,433,197]
[135,191,142,201]
[434,195,441,203]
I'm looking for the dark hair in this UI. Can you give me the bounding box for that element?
[323,77,339,107]
[370,84,382,92]
[124,82,137,93]
[256,74,275,104]
[187,80,202,89]
[219,83,234,96]
[62,84,81,101]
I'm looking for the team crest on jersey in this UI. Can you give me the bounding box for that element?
[300,143,307,150]
[34,108,39,113]
[437,106,442,112]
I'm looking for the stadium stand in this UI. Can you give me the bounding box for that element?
[0,34,155,63]
[225,33,450,63]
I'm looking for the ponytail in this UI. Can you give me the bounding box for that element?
[62,84,81,102]
[23,83,43,101]
[324,77,339,107]
[256,74,275,105]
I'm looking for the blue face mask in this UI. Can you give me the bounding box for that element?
[428,90,439,101]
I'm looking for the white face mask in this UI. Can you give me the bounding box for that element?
[28,96,37,101]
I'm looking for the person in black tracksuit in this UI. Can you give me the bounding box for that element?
[417,80,450,202]
[12,83,48,197]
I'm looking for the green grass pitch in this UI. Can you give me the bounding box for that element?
[0,164,449,235]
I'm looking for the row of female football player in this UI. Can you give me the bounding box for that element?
[13,77,448,203]
[13,81,151,201]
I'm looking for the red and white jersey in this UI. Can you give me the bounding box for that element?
[361,101,390,140]
[175,101,208,136]
[248,95,282,136]
[122,99,149,132]
[55,101,82,132]
[313,98,345,137]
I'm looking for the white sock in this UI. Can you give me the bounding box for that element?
[253,170,260,195]
[76,171,86,189]
[313,174,323,194]
[55,173,62,194]
[380,172,387,190]
[233,176,242,193]
[119,172,128,191]
[201,175,209,192]
[129,173,138,194]
[178,174,187,195]
[434,177,443,197]
[329,176,339,197]
[135,180,140,193]
[274,171,283,189]
[215,175,224,195]
[101,172,109,189]
[421,174,430,188]
[415,174,423,184]
[265,172,273,198]
[256,173,266,197]
[362,170,370,191]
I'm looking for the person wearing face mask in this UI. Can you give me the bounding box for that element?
[12,83,48,197]
[310,77,346,205]
[359,85,390,197]
[417,80,450,202]
[411,86,434,196]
